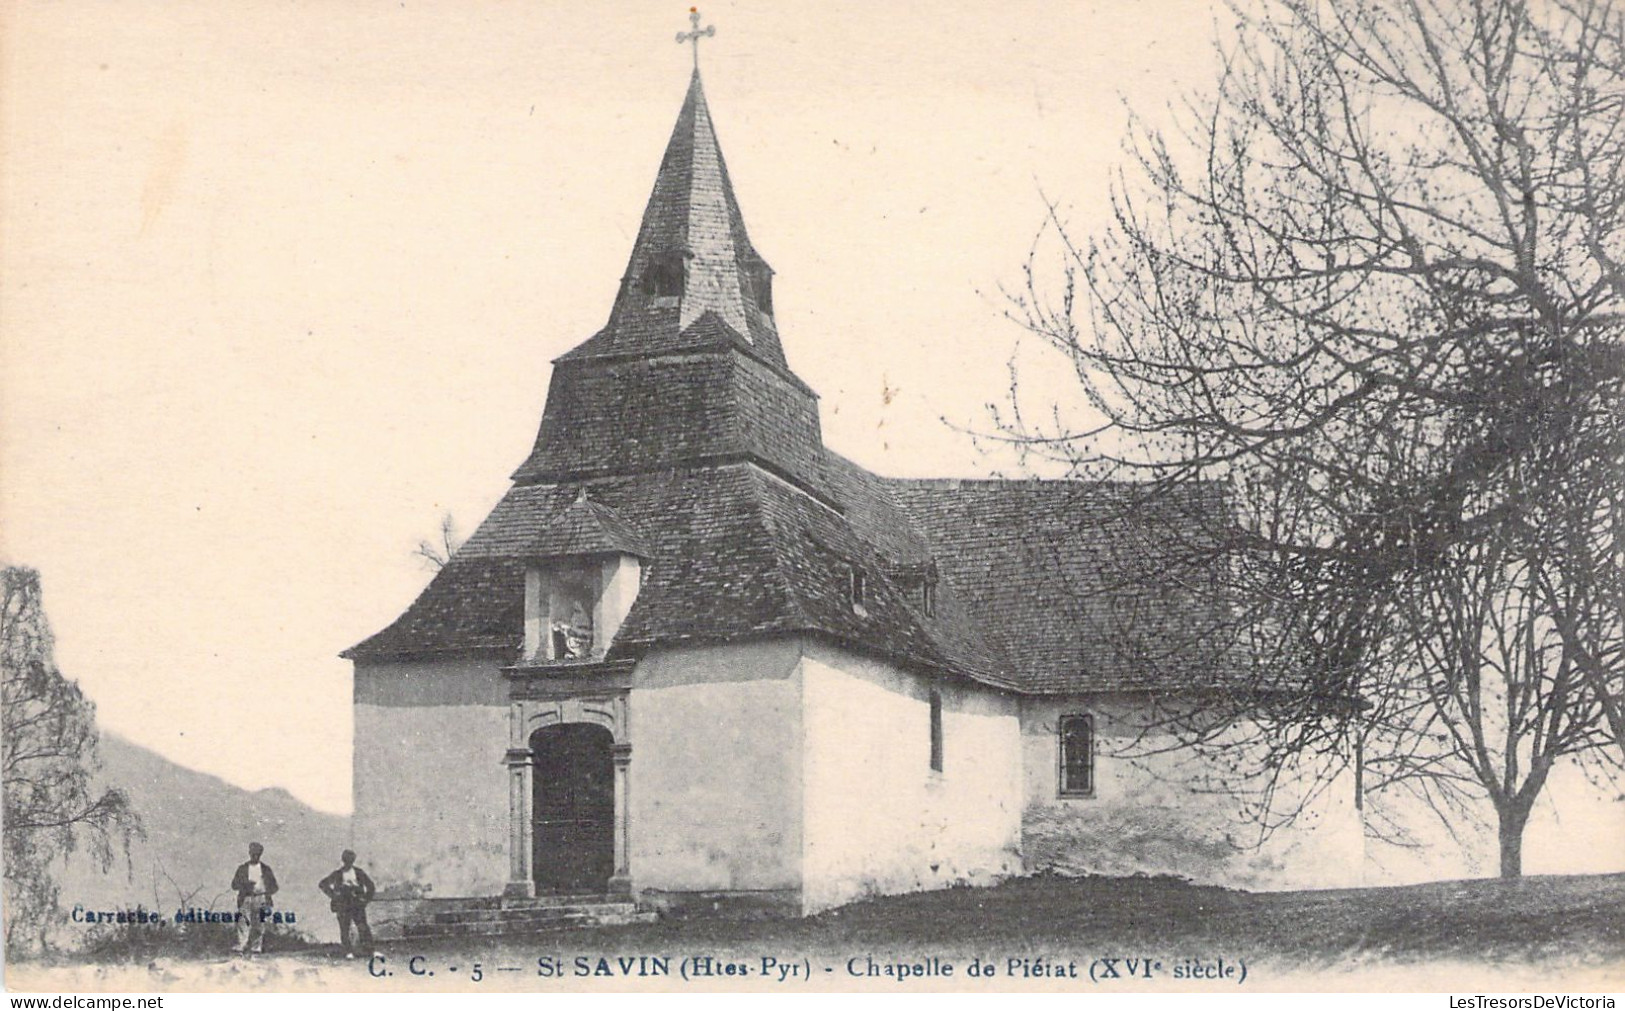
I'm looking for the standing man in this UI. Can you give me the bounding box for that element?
[229,842,278,955]
[318,849,376,958]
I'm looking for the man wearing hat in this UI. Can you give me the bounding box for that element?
[229,842,278,954]
[319,849,377,957]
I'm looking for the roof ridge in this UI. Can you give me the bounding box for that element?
[880,472,1230,491]
[886,475,1106,488]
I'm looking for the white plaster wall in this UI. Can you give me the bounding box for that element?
[1020,695,1365,891]
[800,642,1024,914]
[352,658,510,899]
[629,640,804,899]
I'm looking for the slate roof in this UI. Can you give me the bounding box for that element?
[347,452,1232,695]
[880,477,1239,693]
[347,463,1020,690]
[511,318,833,502]
[345,71,1238,696]
[512,74,823,495]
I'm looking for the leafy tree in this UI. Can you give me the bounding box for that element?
[2,566,139,952]
[1000,0,1625,876]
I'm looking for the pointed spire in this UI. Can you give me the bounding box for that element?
[588,69,785,367]
[514,31,828,496]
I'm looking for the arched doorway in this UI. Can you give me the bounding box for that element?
[530,723,615,893]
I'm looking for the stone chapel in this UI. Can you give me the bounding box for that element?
[343,58,1364,925]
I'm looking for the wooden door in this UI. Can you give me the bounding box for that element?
[530,723,614,894]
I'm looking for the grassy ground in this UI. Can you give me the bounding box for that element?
[14,873,1623,991]
[400,872,1625,970]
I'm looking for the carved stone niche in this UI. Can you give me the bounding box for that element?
[522,554,642,664]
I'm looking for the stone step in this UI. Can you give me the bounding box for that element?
[403,907,655,939]
[415,896,504,911]
[404,916,591,938]
[392,890,656,940]
[501,893,622,910]
[432,903,638,925]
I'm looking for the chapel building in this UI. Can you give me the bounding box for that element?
[344,66,1364,919]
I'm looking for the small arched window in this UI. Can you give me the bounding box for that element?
[1059,714,1094,797]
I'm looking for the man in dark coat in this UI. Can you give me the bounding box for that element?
[229,842,278,954]
[318,849,376,957]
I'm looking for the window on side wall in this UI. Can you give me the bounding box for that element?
[928,690,944,773]
[1059,713,1094,797]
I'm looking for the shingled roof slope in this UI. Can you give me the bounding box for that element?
[511,321,834,501]
[880,477,1239,693]
[344,558,528,658]
[348,467,797,660]
[820,454,1013,683]
[344,462,1017,687]
[348,443,1234,696]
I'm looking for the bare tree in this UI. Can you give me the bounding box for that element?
[999,0,1625,876]
[2,566,140,952]
[1377,520,1613,877]
[413,512,463,572]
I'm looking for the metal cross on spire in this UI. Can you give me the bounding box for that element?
[676,8,715,71]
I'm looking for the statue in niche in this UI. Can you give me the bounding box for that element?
[551,590,594,660]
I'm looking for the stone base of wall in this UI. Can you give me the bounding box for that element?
[802,854,1022,916]
[366,897,495,940]
[1023,804,1275,883]
[1022,797,1364,892]
[1017,696,1366,892]
[369,895,655,939]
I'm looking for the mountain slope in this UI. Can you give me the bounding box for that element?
[52,734,351,946]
